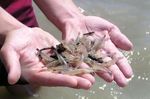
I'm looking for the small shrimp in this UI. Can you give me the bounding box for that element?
[36,48,55,64]
[63,68,94,75]
[37,32,119,77]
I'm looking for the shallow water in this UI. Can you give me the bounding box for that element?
[1,0,150,99]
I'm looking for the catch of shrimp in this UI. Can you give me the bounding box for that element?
[36,32,120,76]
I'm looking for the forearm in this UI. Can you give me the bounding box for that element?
[0,7,25,46]
[34,0,84,31]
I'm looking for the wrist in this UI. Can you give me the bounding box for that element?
[47,3,85,32]
[0,25,27,48]
[34,0,85,32]
[57,12,85,32]
[51,0,86,32]
[0,7,26,47]
[0,7,25,33]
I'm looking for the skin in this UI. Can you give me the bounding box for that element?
[61,16,133,87]
[35,0,133,87]
[0,0,133,89]
[0,26,93,89]
[0,7,93,89]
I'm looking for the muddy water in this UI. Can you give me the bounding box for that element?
[1,0,150,99]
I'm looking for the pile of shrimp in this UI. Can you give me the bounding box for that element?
[36,32,119,76]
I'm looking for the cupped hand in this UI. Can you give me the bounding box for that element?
[0,27,94,89]
[61,16,133,87]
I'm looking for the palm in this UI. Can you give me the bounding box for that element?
[62,16,133,87]
[0,27,93,89]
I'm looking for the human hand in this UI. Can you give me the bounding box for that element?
[61,16,133,87]
[0,27,94,89]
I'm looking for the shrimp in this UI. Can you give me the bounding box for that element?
[36,32,118,76]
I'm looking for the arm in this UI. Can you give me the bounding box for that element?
[33,0,83,32]
[0,7,25,47]
[0,7,26,85]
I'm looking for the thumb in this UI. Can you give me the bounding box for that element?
[109,26,133,50]
[0,45,21,85]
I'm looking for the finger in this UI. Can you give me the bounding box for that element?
[104,40,133,78]
[77,62,95,85]
[109,64,128,87]
[109,26,133,50]
[92,47,128,86]
[29,71,91,89]
[89,49,114,82]
[72,76,92,90]
[79,55,113,84]
[85,16,133,50]
[0,46,21,85]
[29,71,77,87]
[96,71,114,82]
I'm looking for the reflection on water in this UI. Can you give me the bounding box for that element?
[1,0,150,99]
